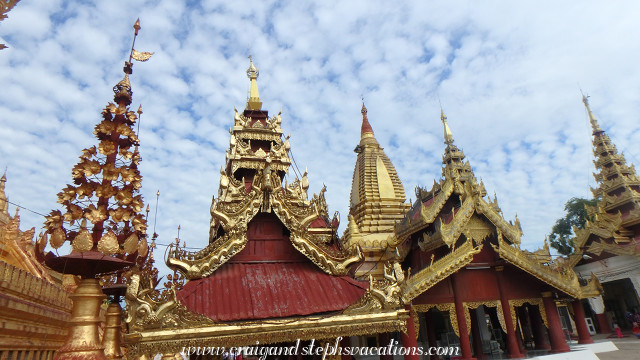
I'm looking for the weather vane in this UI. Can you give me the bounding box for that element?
[123,18,154,74]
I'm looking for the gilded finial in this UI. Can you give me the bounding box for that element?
[360,98,374,138]
[581,90,602,134]
[441,109,454,145]
[246,56,262,110]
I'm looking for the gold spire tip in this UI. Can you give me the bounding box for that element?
[246,56,262,110]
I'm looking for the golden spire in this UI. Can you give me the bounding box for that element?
[40,19,151,261]
[346,103,409,278]
[0,170,7,215]
[441,108,454,145]
[581,92,602,134]
[360,101,374,138]
[246,56,262,110]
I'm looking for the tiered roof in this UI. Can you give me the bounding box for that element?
[396,111,600,302]
[570,95,640,263]
[122,62,410,355]
[343,103,410,278]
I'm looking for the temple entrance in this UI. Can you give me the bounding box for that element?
[602,278,640,330]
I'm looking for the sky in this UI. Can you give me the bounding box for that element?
[2,1,640,277]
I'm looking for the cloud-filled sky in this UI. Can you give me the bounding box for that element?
[2,1,640,277]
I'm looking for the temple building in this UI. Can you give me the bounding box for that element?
[567,95,640,334]
[123,60,410,357]
[2,54,635,360]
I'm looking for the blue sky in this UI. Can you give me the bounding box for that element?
[2,1,640,277]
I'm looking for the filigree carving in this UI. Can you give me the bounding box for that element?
[491,234,589,299]
[125,273,215,331]
[508,298,548,328]
[167,224,248,279]
[403,240,483,302]
[412,303,459,338]
[344,262,406,314]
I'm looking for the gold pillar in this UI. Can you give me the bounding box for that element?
[103,302,124,360]
[55,278,107,360]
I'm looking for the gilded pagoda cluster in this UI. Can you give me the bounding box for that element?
[40,76,148,260]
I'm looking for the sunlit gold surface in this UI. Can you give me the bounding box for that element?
[55,278,106,360]
[103,303,124,360]
[343,102,410,278]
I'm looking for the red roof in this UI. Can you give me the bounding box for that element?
[177,262,368,322]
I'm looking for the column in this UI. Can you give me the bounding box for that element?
[378,333,394,360]
[588,296,612,334]
[572,300,594,344]
[470,308,486,359]
[452,274,475,360]
[54,278,106,360]
[528,304,550,350]
[495,266,523,359]
[425,311,441,360]
[541,292,570,353]
[103,302,124,360]
[400,305,421,360]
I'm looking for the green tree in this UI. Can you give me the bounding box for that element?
[548,197,598,255]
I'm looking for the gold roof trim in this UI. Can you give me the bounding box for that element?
[403,239,482,302]
[395,179,454,241]
[166,226,248,279]
[124,310,408,358]
[491,234,600,299]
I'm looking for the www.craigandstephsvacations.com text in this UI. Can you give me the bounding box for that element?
[181,338,461,359]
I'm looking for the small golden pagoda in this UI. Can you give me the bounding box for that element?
[342,103,410,278]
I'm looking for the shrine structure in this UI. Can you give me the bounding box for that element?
[350,109,601,359]
[123,59,410,357]
[567,95,640,333]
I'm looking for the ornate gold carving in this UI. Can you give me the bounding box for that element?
[462,301,502,335]
[167,224,248,279]
[508,298,548,328]
[438,193,476,247]
[403,240,483,302]
[413,303,459,338]
[125,273,215,331]
[491,234,598,299]
[125,311,408,358]
[344,262,406,314]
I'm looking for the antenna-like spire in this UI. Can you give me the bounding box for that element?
[581,90,602,134]
[360,98,374,138]
[441,108,454,146]
[246,56,262,110]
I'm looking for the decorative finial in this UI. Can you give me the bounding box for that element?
[441,109,454,146]
[246,56,262,110]
[360,98,374,137]
[581,90,602,134]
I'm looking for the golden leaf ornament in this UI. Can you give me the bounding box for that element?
[50,227,66,249]
[97,230,119,255]
[123,233,139,254]
[73,228,93,252]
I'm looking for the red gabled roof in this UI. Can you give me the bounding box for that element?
[177,261,368,322]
